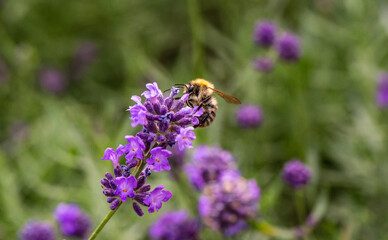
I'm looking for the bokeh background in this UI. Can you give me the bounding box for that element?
[1,0,388,239]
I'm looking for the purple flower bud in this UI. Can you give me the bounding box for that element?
[153,102,161,114]
[19,221,55,240]
[105,172,114,180]
[136,176,146,189]
[235,104,263,128]
[133,202,144,216]
[103,189,116,197]
[113,165,123,177]
[277,32,301,62]
[107,197,116,203]
[252,57,274,73]
[101,178,111,188]
[253,21,277,47]
[160,105,168,115]
[110,199,121,210]
[38,67,67,94]
[127,160,138,169]
[171,100,185,112]
[282,159,311,189]
[138,184,151,193]
[134,193,148,205]
[54,203,91,238]
[144,101,155,113]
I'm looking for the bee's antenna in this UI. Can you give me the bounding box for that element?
[174,84,186,86]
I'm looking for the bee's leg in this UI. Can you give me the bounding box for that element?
[198,112,209,125]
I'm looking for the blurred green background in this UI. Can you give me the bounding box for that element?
[1,0,388,239]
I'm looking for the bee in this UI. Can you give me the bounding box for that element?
[177,79,241,128]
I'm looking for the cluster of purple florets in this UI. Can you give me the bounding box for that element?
[100,82,201,216]
[282,159,311,189]
[184,145,237,190]
[19,203,91,240]
[183,145,261,236]
[199,171,261,236]
[149,210,200,240]
[252,20,301,73]
[235,104,263,128]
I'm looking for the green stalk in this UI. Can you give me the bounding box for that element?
[187,0,205,77]
[88,201,123,240]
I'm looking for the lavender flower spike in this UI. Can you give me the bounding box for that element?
[54,203,91,238]
[277,32,301,61]
[198,172,261,236]
[19,221,55,240]
[149,210,200,240]
[147,147,172,172]
[235,104,263,128]
[114,176,137,201]
[184,145,237,190]
[143,185,172,213]
[282,159,311,189]
[253,21,277,47]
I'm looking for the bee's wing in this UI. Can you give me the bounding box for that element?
[208,87,241,104]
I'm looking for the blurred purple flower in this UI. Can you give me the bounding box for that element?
[282,159,311,189]
[252,57,274,73]
[277,32,301,61]
[70,41,98,80]
[143,185,172,213]
[253,21,277,47]
[38,67,67,93]
[198,172,261,236]
[147,147,172,172]
[19,221,55,240]
[149,210,200,240]
[54,203,91,238]
[235,104,263,128]
[114,176,137,201]
[184,145,237,190]
[376,73,388,109]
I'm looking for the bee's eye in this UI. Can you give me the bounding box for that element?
[188,85,194,93]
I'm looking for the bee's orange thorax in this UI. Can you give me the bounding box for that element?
[190,79,214,89]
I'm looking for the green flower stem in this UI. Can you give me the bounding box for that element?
[187,0,204,77]
[88,201,123,240]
